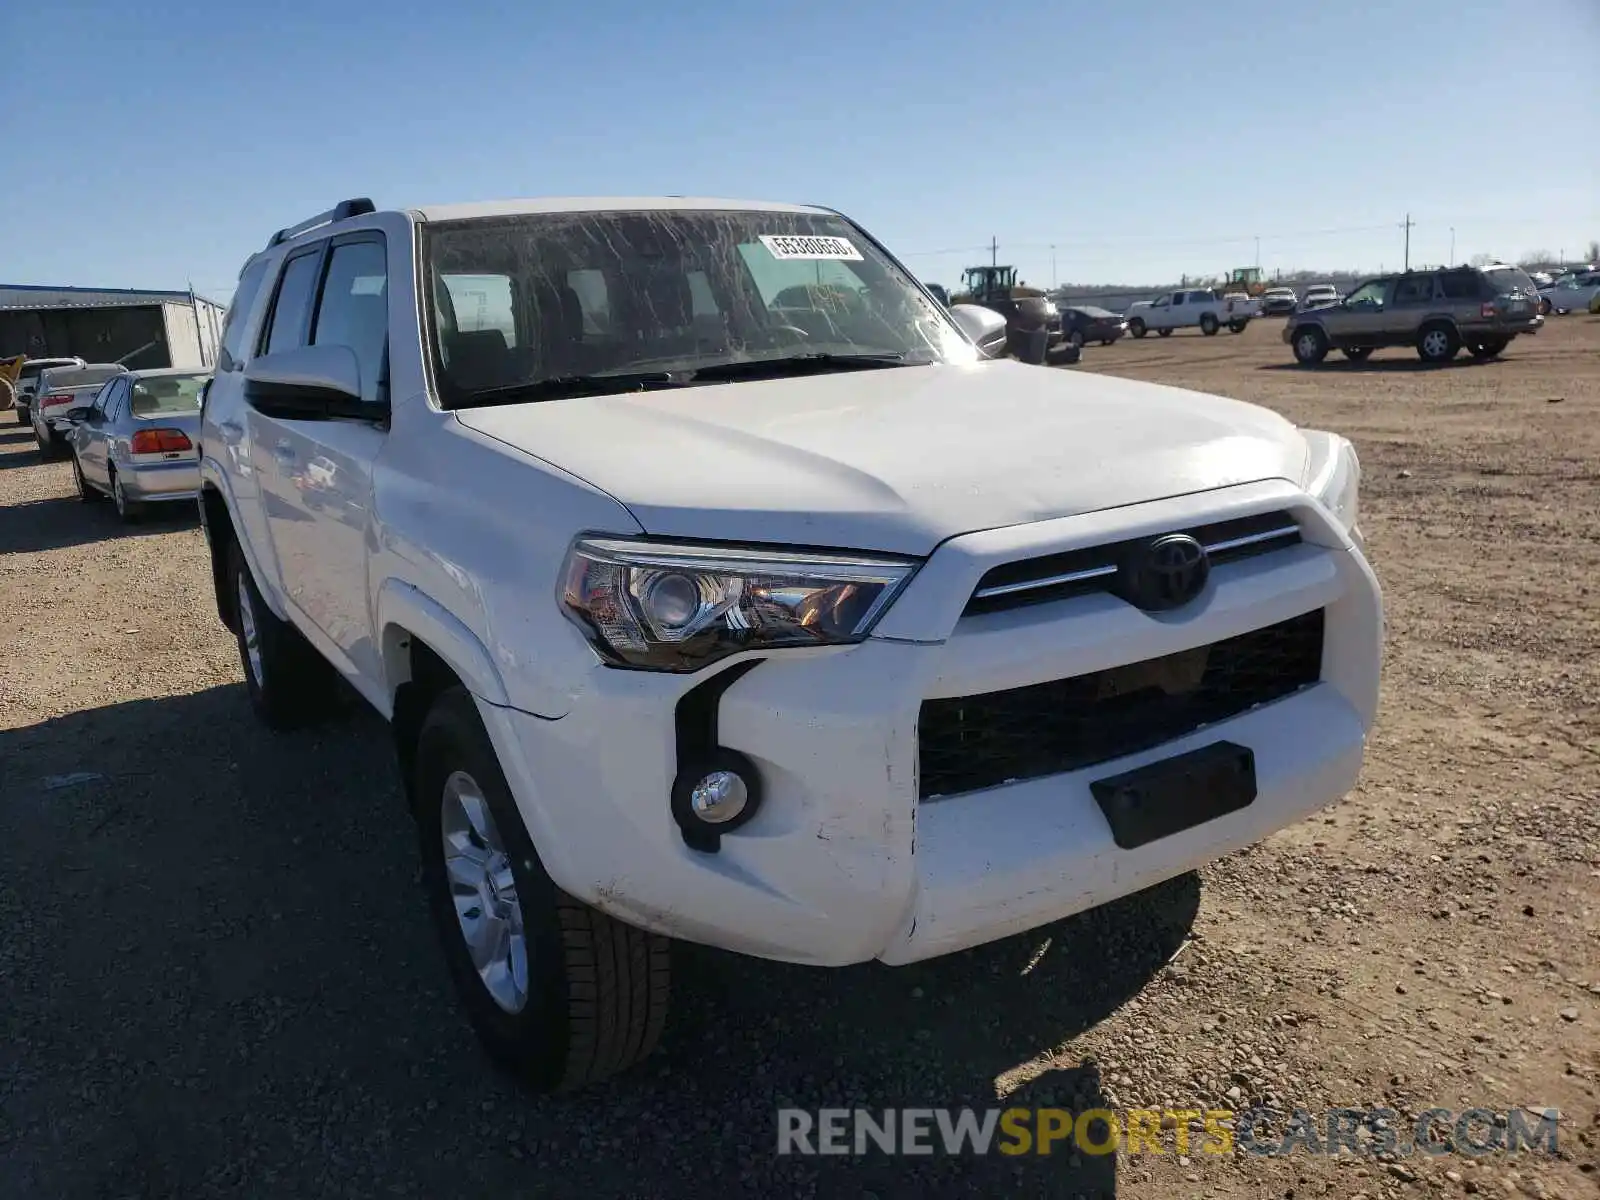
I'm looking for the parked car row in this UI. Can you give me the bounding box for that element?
[18,361,207,520]
[9,355,88,428]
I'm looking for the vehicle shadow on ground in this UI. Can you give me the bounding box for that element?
[0,494,197,554]
[1258,356,1507,374]
[0,684,1196,1198]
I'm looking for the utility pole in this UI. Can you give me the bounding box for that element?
[1449,227,1456,264]
[1254,236,1260,270]
[1050,245,1057,290]
[1401,213,1415,271]
[990,236,998,269]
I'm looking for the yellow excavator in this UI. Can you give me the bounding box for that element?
[0,354,25,412]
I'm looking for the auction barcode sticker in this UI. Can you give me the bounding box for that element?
[758,234,863,262]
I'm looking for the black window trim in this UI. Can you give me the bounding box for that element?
[256,243,330,359]
[307,229,391,411]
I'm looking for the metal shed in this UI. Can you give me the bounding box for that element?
[0,284,226,371]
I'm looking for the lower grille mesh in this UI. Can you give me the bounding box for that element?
[917,609,1325,800]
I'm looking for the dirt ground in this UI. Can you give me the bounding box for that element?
[1,316,1596,1199]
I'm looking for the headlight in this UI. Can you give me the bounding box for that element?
[559,538,920,672]
[1303,430,1361,539]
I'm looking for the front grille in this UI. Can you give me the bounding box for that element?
[917,608,1324,800]
[965,510,1301,617]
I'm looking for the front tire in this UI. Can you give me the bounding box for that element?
[226,540,335,730]
[1128,318,1147,338]
[1158,327,1173,337]
[415,687,670,1092]
[1200,313,1219,336]
[1417,322,1460,364]
[1229,320,1247,333]
[1291,325,1329,365]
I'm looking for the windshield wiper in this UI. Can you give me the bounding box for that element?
[449,371,684,408]
[688,352,914,382]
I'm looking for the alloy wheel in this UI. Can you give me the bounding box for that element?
[236,573,265,688]
[440,770,529,1014]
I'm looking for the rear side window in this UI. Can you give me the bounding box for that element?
[1393,275,1435,304]
[1438,269,1484,300]
[440,274,517,347]
[312,239,389,405]
[218,258,271,372]
[566,268,612,335]
[263,251,322,355]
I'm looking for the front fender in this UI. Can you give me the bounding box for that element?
[375,578,520,711]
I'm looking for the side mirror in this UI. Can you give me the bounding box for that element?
[948,303,1009,358]
[243,345,370,419]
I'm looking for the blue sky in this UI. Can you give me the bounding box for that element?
[3,0,1596,303]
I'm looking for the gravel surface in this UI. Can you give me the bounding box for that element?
[2,317,1596,1198]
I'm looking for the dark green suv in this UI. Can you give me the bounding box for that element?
[1283,264,1543,366]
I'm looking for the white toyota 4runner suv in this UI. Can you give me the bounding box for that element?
[198,195,1382,1091]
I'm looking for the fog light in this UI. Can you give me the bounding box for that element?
[690,770,748,823]
[670,748,763,851]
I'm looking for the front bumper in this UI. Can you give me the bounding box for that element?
[481,482,1382,967]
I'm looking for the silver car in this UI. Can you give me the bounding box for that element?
[30,363,127,456]
[68,367,208,521]
[11,356,87,427]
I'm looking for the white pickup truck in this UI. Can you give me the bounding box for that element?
[198,194,1382,1092]
[1126,288,1257,338]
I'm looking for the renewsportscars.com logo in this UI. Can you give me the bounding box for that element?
[776,1106,1561,1159]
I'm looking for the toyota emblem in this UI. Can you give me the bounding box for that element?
[1124,533,1210,611]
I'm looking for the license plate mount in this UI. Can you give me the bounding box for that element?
[1089,740,1257,851]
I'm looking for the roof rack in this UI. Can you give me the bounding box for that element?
[266,198,376,249]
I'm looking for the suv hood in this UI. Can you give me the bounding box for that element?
[454,360,1309,556]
